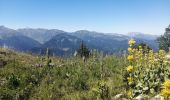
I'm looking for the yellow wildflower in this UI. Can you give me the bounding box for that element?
[127,55,134,61]
[159,50,165,57]
[161,80,170,97]
[162,80,170,88]
[128,47,133,53]
[159,49,165,53]
[127,77,133,83]
[161,89,170,96]
[127,65,133,72]
[127,89,133,97]
[128,39,136,46]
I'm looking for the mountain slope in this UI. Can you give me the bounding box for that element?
[0,25,18,38]
[31,33,83,56]
[1,35,41,51]
[71,30,129,53]
[18,28,65,44]
[0,26,41,51]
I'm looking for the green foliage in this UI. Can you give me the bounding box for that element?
[134,43,152,53]
[125,39,170,99]
[0,48,125,100]
[99,82,111,100]
[6,74,20,89]
[157,24,170,51]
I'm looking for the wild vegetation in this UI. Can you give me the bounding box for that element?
[0,47,126,100]
[124,39,170,99]
[0,26,170,100]
[1,38,170,99]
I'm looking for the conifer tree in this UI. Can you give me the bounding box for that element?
[157,24,170,51]
[77,41,90,58]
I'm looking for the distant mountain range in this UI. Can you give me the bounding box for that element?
[0,26,41,51]
[0,25,159,56]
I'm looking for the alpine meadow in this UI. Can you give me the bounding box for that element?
[0,0,170,100]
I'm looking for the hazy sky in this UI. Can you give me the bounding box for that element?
[0,0,170,34]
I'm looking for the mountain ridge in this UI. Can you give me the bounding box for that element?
[0,26,159,56]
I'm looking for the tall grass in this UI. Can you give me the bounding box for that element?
[0,48,125,100]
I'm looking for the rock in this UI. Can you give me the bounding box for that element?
[49,63,55,67]
[114,94,124,100]
[135,94,149,100]
[151,95,164,100]
[135,95,143,100]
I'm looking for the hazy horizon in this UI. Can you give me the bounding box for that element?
[0,0,170,35]
[0,25,162,36]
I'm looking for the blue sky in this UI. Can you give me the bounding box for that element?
[0,0,170,34]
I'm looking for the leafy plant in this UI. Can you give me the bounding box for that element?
[124,38,170,99]
[6,74,20,89]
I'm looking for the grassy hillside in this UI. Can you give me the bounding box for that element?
[1,37,170,100]
[0,48,126,100]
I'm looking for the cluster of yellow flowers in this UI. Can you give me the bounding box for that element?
[127,65,133,72]
[128,39,136,47]
[126,39,136,98]
[127,89,133,98]
[127,55,134,61]
[128,47,133,52]
[127,77,133,84]
[125,38,170,99]
[126,39,136,73]
[161,80,170,98]
[163,80,170,88]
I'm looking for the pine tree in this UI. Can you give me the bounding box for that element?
[77,41,90,58]
[157,24,170,51]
